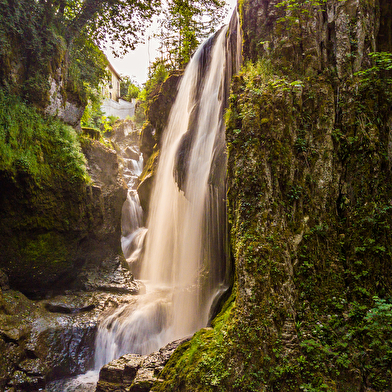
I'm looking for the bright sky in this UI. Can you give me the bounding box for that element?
[105,0,238,85]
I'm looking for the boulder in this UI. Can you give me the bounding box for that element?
[124,147,140,161]
[129,368,155,392]
[96,354,143,391]
[95,336,191,392]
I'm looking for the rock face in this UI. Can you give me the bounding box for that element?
[0,284,146,391]
[95,337,190,392]
[0,136,127,295]
[137,71,183,218]
[150,1,392,391]
[0,290,94,390]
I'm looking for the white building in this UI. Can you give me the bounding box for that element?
[101,61,135,119]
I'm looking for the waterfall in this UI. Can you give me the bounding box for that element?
[140,24,230,341]
[95,7,241,366]
[45,12,241,392]
[120,148,147,275]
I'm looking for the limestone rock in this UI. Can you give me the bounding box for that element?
[95,336,191,392]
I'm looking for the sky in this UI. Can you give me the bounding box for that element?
[104,0,238,86]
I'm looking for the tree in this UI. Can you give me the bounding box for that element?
[0,0,227,109]
[155,0,227,68]
[43,0,161,53]
[120,76,141,100]
[0,0,159,107]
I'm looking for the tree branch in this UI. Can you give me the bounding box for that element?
[65,0,105,42]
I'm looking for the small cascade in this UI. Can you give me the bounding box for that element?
[120,140,148,273]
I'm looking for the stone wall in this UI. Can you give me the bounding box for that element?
[101,98,136,120]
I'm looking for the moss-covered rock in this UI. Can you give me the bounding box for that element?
[0,95,127,295]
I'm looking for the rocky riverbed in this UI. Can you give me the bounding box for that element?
[0,260,144,391]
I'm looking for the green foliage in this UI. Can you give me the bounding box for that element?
[155,0,228,68]
[0,0,67,105]
[0,0,159,107]
[127,83,141,100]
[0,89,89,185]
[101,115,120,134]
[67,36,109,105]
[81,94,105,129]
[120,76,141,100]
[355,52,392,101]
[136,61,170,120]
[146,61,170,96]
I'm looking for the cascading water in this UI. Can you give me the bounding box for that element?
[49,12,241,391]
[120,142,147,274]
[95,11,241,363]
[140,24,231,341]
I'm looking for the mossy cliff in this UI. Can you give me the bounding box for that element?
[138,71,183,216]
[153,1,392,391]
[0,93,127,295]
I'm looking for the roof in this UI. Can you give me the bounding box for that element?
[106,59,121,81]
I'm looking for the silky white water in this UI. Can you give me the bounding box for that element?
[45,14,241,392]
[94,10,241,369]
[140,24,230,342]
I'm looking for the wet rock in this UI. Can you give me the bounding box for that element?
[18,358,48,376]
[25,316,97,380]
[9,369,45,390]
[44,303,95,314]
[76,256,141,295]
[0,339,24,390]
[95,336,191,392]
[124,147,140,161]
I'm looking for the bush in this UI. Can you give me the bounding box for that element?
[0,89,89,185]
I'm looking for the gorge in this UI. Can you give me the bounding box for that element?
[1,0,392,391]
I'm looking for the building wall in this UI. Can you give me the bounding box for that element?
[102,66,121,101]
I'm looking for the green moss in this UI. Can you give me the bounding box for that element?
[0,89,92,292]
[0,89,89,186]
[153,294,236,392]
[155,37,392,390]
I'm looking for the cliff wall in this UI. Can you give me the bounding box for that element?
[0,95,127,295]
[153,1,392,390]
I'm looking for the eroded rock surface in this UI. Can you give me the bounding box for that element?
[95,337,191,392]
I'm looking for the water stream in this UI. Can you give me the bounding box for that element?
[47,11,240,390]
